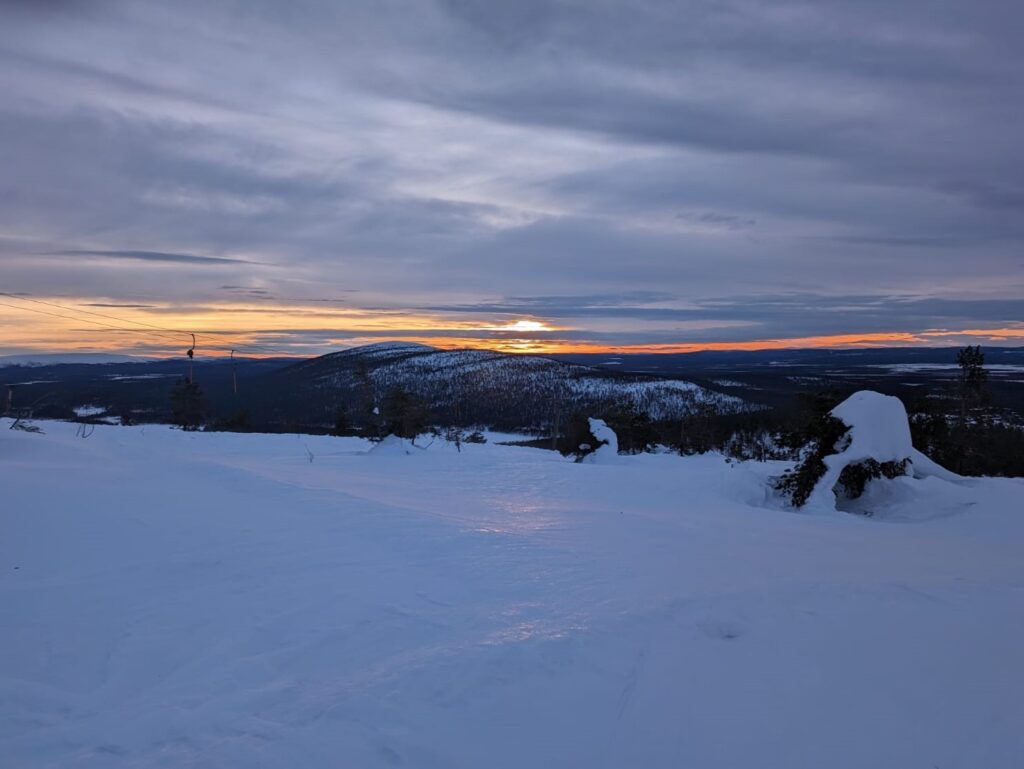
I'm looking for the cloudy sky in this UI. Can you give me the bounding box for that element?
[1,0,1022,356]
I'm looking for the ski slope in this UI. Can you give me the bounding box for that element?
[2,421,1023,768]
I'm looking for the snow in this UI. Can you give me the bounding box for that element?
[106,374,174,381]
[806,391,964,510]
[831,390,914,464]
[586,417,619,462]
[2,419,1024,768]
[877,363,1024,373]
[72,405,106,418]
[337,342,435,360]
[368,435,426,455]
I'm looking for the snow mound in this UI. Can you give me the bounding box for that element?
[808,390,959,510]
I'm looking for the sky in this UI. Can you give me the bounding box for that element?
[0,0,1022,357]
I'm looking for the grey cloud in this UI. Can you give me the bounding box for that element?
[423,293,1024,340]
[939,180,1024,212]
[809,235,958,248]
[50,249,259,265]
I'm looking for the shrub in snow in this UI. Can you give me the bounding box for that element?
[776,391,955,510]
[835,458,910,499]
[444,428,486,451]
[774,413,850,507]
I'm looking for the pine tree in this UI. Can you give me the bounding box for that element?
[380,387,428,441]
[353,360,382,437]
[954,345,988,473]
[955,345,987,424]
[170,377,205,431]
[332,406,350,436]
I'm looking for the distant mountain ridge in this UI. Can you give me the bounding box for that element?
[0,353,153,367]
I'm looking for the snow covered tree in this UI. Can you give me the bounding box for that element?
[774,391,948,511]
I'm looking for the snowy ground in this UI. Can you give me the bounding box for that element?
[2,420,1023,768]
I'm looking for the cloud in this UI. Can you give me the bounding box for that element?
[49,249,260,265]
[83,302,157,308]
[0,0,1021,353]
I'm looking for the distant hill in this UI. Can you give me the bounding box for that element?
[275,342,746,428]
[0,353,152,367]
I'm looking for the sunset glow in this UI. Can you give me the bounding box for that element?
[501,320,549,333]
[2,294,1021,358]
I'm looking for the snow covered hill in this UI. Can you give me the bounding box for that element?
[280,342,746,426]
[2,420,1023,768]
